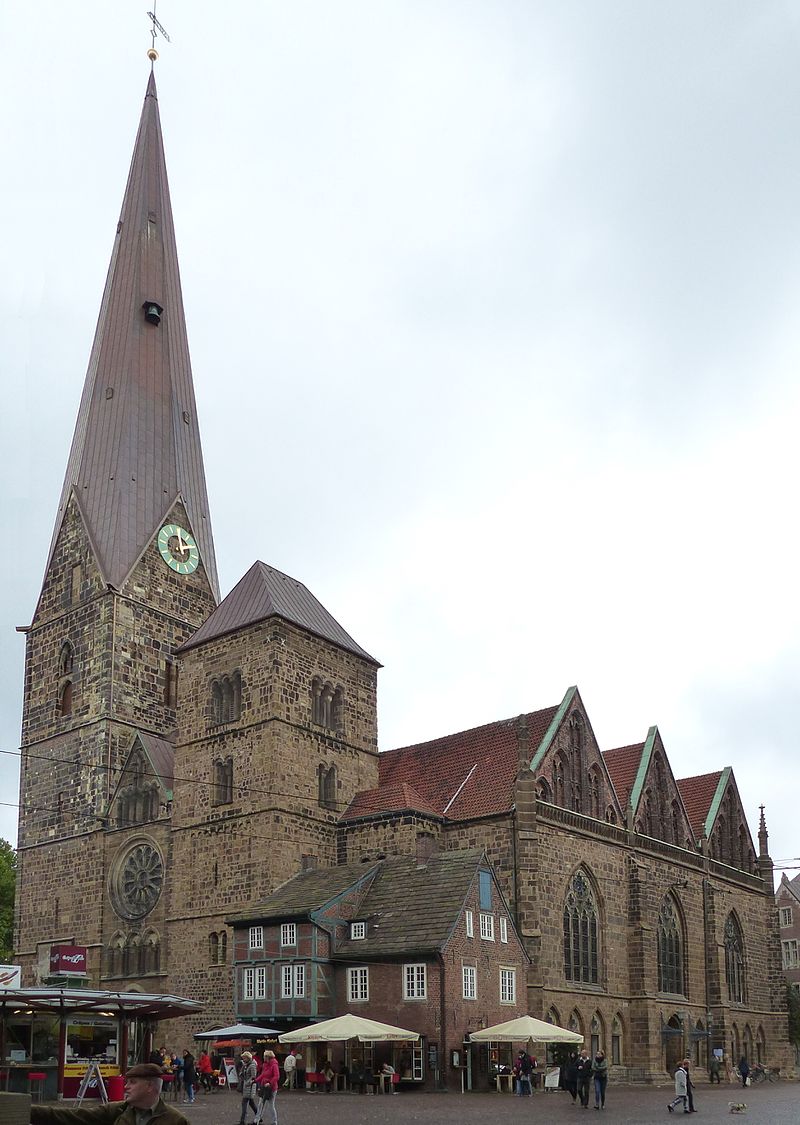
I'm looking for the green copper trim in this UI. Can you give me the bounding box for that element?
[529,686,577,773]
[629,725,658,814]
[703,766,731,839]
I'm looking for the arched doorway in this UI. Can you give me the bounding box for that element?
[664,1014,683,1074]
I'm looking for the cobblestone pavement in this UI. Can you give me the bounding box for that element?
[169,1082,799,1125]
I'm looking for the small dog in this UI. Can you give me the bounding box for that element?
[728,1103,748,1114]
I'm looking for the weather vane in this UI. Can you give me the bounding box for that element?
[147,2,172,63]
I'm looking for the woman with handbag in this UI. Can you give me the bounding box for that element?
[256,1050,280,1125]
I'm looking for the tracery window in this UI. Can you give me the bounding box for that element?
[535,777,551,802]
[657,895,684,995]
[611,1015,623,1065]
[563,870,599,984]
[725,913,746,1003]
[57,641,75,716]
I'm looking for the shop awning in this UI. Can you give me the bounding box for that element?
[279,1013,419,1044]
[0,989,202,1021]
[194,1023,278,1039]
[468,1015,582,1044]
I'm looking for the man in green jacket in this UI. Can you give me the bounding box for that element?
[30,1063,189,1125]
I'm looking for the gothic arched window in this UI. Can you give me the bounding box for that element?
[535,777,552,802]
[725,913,746,1003]
[611,1015,623,1065]
[553,750,570,809]
[563,870,599,984]
[213,758,234,805]
[590,1012,604,1057]
[657,895,684,995]
[568,713,584,810]
[588,765,601,819]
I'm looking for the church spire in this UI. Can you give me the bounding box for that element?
[45,73,219,598]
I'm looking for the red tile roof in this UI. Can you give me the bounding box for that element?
[375,706,559,821]
[677,771,723,839]
[602,743,644,806]
[341,783,442,821]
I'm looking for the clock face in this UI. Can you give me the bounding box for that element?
[158,523,200,574]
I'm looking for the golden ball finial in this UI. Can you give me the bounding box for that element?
[147,47,159,62]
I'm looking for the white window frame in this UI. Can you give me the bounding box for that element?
[242,967,255,1000]
[348,966,369,1002]
[255,966,267,999]
[780,907,793,928]
[248,925,264,950]
[462,964,477,1000]
[465,910,473,938]
[499,916,508,943]
[403,963,427,1000]
[782,939,799,969]
[281,963,305,997]
[350,921,367,940]
[281,922,297,947]
[500,966,516,1004]
[411,1046,424,1081]
[480,912,495,941]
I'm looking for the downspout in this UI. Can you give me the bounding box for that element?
[437,951,446,1090]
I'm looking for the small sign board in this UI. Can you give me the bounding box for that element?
[223,1057,238,1087]
[0,965,21,988]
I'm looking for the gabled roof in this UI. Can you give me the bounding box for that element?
[107,729,175,813]
[226,862,379,925]
[377,705,559,821]
[334,849,490,959]
[778,873,800,907]
[44,73,218,597]
[179,561,378,663]
[602,742,645,807]
[677,770,724,840]
[226,850,499,961]
[341,783,442,822]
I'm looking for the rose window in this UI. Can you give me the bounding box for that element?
[113,842,163,919]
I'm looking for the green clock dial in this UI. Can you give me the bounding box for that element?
[157,523,200,574]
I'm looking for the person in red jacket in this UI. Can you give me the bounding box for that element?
[197,1050,213,1093]
[255,1050,280,1125]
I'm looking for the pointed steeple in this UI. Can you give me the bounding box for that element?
[46,73,219,598]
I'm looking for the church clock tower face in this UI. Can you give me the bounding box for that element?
[158,523,200,574]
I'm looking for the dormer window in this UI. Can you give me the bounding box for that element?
[350,921,366,940]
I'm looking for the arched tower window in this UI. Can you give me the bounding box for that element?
[209,932,219,964]
[563,870,599,984]
[553,749,570,809]
[332,686,344,734]
[311,677,322,724]
[318,764,337,809]
[211,681,223,724]
[588,765,602,819]
[725,913,746,1003]
[657,895,684,995]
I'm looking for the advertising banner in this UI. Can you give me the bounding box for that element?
[0,965,21,988]
[50,945,88,976]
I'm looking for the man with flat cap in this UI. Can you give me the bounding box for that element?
[30,1063,189,1125]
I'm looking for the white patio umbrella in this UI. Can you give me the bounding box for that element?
[194,1023,279,1038]
[279,1013,419,1043]
[468,1015,582,1044]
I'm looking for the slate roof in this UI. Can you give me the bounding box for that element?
[341,783,442,822]
[677,771,723,840]
[180,561,378,663]
[335,849,487,959]
[226,862,378,925]
[138,731,175,791]
[374,706,559,821]
[602,743,645,807]
[45,73,219,597]
[227,849,490,959]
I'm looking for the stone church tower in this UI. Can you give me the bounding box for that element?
[15,73,379,1017]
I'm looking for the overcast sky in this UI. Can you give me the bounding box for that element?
[2,2,799,875]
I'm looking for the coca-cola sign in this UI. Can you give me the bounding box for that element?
[49,945,87,976]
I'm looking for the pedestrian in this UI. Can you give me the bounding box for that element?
[172,1053,184,1101]
[709,1054,721,1084]
[563,1052,579,1104]
[256,1049,280,1125]
[31,1062,190,1124]
[198,1049,213,1092]
[683,1058,696,1113]
[294,1048,306,1091]
[282,1048,296,1090]
[592,1049,608,1109]
[182,1051,196,1105]
[576,1048,593,1108]
[239,1050,259,1124]
[514,1050,533,1096]
[667,1060,688,1114]
[723,1052,734,1083]
[738,1055,750,1088]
